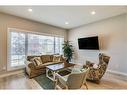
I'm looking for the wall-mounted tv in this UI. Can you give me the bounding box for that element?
[78,36,99,50]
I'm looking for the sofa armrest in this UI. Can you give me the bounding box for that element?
[25,61,36,70]
[61,56,66,62]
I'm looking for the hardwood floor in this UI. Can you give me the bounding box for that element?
[84,72,127,89]
[0,73,42,89]
[0,72,127,89]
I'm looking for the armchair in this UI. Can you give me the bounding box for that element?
[85,53,110,83]
[55,67,89,89]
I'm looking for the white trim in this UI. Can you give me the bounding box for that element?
[107,70,127,77]
[0,70,24,78]
[7,28,10,71]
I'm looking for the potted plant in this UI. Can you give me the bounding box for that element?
[62,41,74,63]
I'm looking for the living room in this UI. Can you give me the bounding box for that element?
[0,3,127,94]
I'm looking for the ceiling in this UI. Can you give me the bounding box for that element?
[0,6,127,29]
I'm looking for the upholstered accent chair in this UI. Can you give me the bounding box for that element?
[85,53,110,83]
[55,66,89,89]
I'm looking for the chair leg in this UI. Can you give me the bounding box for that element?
[96,80,100,84]
[84,83,88,90]
[55,79,58,89]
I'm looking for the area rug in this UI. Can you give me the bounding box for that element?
[34,70,71,89]
[34,74,54,89]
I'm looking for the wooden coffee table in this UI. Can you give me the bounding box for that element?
[46,63,75,81]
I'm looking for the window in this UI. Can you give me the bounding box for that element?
[8,31,26,70]
[55,37,64,54]
[27,34,55,55]
[8,29,64,70]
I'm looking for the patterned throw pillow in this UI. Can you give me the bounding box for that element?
[34,57,42,66]
[93,64,98,69]
[30,57,42,66]
[41,55,52,63]
[30,58,37,66]
[53,55,61,62]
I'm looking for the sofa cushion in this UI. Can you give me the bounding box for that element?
[35,62,62,70]
[44,61,62,65]
[35,64,46,69]
[53,55,61,62]
[41,55,52,63]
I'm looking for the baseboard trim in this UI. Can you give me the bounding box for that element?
[107,70,127,80]
[0,69,24,78]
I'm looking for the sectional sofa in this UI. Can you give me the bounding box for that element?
[25,55,66,78]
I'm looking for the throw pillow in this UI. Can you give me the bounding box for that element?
[53,55,61,62]
[34,57,42,66]
[30,58,38,66]
[93,64,98,69]
[41,55,52,63]
[30,57,42,66]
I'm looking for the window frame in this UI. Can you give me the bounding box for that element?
[7,28,64,71]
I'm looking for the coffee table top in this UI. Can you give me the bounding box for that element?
[46,63,75,71]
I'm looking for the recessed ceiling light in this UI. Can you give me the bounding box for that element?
[65,22,69,25]
[28,8,33,12]
[91,11,96,15]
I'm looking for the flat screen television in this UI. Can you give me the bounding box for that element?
[78,36,99,50]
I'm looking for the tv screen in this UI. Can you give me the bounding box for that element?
[78,36,99,50]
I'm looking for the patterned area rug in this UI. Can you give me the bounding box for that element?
[34,70,71,89]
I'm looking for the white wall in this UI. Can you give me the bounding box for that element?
[68,14,127,74]
[0,12,67,73]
